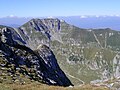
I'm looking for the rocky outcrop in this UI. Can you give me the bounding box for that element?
[0,26,73,86]
[18,18,64,49]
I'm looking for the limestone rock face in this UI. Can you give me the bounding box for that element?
[0,26,73,86]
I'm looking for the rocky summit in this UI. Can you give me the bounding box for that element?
[1,18,120,89]
[0,26,73,86]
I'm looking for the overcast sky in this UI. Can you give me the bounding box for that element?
[0,0,120,17]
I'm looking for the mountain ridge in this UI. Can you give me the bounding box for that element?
[0,18,120,89]
[1,16,120,30]
[0,26,73,86]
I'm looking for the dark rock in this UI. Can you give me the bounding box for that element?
[0,26,73,86]
[35,45,73,86]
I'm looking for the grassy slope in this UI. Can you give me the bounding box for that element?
[0,83,109,90]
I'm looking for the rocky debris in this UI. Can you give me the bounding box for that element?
[113,52,120,78]
[0,26,73,86]
[90,78,120,90]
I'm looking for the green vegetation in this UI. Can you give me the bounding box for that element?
[0,83,109,90]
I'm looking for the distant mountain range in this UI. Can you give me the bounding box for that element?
[0,16,31,27]
[0,15,120,30]
[59,16,120,30]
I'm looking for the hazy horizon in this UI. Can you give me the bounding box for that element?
[1,15,120,31]
[1,15,120,18]
[0,0,120,17]
[1,0,120,30]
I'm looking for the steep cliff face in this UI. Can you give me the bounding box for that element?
[35,45,73,86]
[0,26,73,86]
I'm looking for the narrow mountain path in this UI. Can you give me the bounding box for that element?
[66,73,85,86]
[104,32,107,48]
[92,30,103,48]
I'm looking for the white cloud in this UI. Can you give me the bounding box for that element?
[95,15,100,18]
[80,15,88,18]
[115,15,120,17]
[9,15,15,17]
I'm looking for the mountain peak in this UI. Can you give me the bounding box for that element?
[29,18,61,22]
